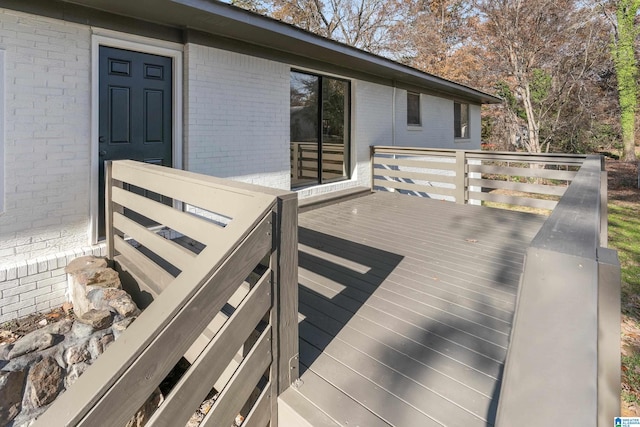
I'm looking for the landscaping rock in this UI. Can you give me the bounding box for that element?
[112,317,136,339]
[64,362,89,389]
[26,357,63,408]
[125,387,163,427]
[66,256,122,319]
[7,333,54,360]
[89,333,114,358]
[78,309,112,330]
[0,369,26,425]
[70,321,94,340]
[0,256,144,426]
[64,344,90,365]
[87,288,140,318]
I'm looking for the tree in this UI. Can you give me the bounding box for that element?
[603,0,639,161]
[390,1,483,86]
[476,0,608,154]
[263,0,402,54]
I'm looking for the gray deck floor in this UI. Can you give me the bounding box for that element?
[282,192,546,427]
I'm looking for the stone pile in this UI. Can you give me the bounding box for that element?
[0,256,141,427]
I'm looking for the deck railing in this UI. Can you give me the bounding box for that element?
[496,155,620,426]
[371,146,587,213]
[35,160,298,427]
[371,146,620,426]
[290,142,346,186]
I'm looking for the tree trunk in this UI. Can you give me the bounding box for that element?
[613,0,639,162]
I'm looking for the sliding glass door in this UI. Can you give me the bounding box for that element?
[290,71,350,188]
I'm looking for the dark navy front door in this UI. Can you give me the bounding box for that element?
[98,46,173,237]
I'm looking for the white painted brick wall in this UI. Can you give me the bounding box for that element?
[184,44,290,190]
[353,81,394,188]
[394,89,481,150]
[288,79,395,199]
[0,9,91,265]
[0,243,106,324]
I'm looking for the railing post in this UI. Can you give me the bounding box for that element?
[600,170,608,247]
[274,192,299,394]
[455,150,467,204]
[105,161,115,259]
[292,143,299,181]
[597,247,621,427]
[370,145,375,191]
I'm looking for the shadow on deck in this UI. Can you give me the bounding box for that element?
[280,191,546,426]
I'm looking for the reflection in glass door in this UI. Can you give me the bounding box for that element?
[290,71,350,188]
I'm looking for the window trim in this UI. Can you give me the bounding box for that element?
[454,101,470,140]
[407,91,421,127]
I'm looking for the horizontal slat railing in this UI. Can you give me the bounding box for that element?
[371,146,587,211]
[371,147,620,425]
[291,142,346,184]
[496,155,620,426]
[35,160,299,427]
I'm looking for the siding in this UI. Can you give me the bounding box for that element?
[184,43,290,189]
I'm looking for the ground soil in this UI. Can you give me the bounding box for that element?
[607,158,640,204]
[0,304,74,346]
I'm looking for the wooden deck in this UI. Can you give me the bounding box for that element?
[279,191,547,427]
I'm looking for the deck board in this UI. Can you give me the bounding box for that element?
[283,192,546,426]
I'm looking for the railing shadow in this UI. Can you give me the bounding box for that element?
[297,226,404,373]
[296,194,547,426]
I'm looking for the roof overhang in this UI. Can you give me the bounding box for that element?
[59,0,501,104]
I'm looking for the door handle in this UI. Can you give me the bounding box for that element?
[99,136,105,143]
[99,150,107,157]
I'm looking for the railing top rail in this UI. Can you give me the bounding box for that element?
[372,146,588,164]
[114,159,294,200]
[36,160,299,426]
[529,154,604,258]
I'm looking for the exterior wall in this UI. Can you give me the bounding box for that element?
[0,9,487,322]
[0,9,92,264]
[394,89,481,150]
[0,9,94,321]
[352,81,394,188]
[184,43,290,189]
[0,245,106,323]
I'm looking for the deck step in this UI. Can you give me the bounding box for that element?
[278,368,389,427]
[278,385,340,427]
[298,187,371,213]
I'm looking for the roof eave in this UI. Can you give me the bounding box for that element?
[62,0,502,104]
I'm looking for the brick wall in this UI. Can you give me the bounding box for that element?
[394,89,482,150]
[0,9,92,264]
[184,43,291,190]
[353,81,394,187]
[0,244,106,324]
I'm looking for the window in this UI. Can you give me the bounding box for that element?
[407,92,421,126]
[290,70,350,188]
[454,102,469,139]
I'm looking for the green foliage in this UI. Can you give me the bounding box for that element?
[623,353,640,403]
[530,69,552,105]
[481,115,493,140]
[495,81,517,109]
[609,203,640,315]
[495,81,526,121]
[611,0,640,161]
